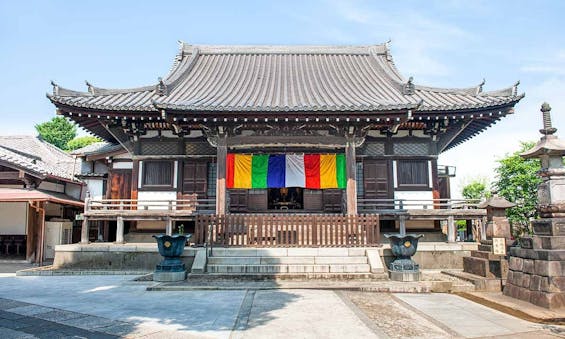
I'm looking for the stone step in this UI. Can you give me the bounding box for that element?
[442,270,502,292]
[463,256,508,279]
[463,256,492,278]
[207,264,371,274]
[478,244,493,252]
[209,247,367,257]
[207,256,368,265]
[470,250,505,261]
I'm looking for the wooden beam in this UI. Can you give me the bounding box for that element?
[216,134,227,215]
[345,135,357,215]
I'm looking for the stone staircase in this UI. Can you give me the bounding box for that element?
[204,247,386,279]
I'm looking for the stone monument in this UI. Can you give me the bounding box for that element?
[462,194,515,289]
[503,103,565,309]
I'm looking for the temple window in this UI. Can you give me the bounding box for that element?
[396,160,429,189]
[142,161,174,188]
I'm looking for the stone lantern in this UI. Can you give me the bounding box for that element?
[477,193,515,241]
[503,103,565,309]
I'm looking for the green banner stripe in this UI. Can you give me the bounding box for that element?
[251,154,269,188]
[336,154,346,189]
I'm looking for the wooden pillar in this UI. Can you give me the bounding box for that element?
[345,135,357,215]
[38,203,45,266]
[216,134,227,215]
[116,216,124,243]
[165,218,173,236]
[447,215,456,243]
[81,217,89,244]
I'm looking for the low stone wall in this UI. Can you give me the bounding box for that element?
[53,243,197,271]
[380,242,478,270]
[54,241,477,271]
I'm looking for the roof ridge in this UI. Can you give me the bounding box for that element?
[181,43,388,55]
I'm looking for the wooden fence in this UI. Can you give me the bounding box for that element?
[194,214,380,247]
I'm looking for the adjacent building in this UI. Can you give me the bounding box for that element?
[0,136,84,263]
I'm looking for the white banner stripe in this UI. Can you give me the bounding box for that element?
[285,154,305,187]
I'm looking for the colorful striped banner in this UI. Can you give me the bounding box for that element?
[227,153,346,189]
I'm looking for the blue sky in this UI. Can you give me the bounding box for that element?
[1,0,564,195]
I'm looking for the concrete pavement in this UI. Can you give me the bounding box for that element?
[0,273,563,338]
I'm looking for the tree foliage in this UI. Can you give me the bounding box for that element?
[494,141,541,237]
[66,136,101,151]
[35,117,77,150]
[461,178,490,201]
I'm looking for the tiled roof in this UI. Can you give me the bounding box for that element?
[0,136,80,182]
[48,43,523,114]
[70,142,123,156]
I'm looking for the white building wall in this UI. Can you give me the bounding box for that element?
[137,191,177,210]
[0,202,27,235]
[84,179,105,200]
[394,191,434,209]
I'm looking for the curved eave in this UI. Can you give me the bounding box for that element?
[154,102,419,113]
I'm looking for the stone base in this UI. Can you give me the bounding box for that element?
[504,283,565,309]
[153,270,187,282]
[463,251,508,279]
[531,218,565,236]
[389,270,420,282]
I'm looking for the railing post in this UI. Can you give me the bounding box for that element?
[116,216,124,243]
[447,215,456,243]
[81,217,89,244]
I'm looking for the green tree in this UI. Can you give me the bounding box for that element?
[461,178,490,201]
[66,136,101,151]
[35,117,77,150]
[494,141,541,237]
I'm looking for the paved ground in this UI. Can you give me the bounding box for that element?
[0,271,563,338]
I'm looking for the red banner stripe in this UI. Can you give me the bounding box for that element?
[226,153,235,188]
[304,154,320,189]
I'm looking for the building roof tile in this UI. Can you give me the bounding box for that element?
[48,43,523,114]
[0,136,80,182]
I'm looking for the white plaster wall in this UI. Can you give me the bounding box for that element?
[394,191,434,209]
[84,179,105,200]
[38,181,65,193]
[137,191,177,210]
[113,161,133,169]
[0,202,27,235]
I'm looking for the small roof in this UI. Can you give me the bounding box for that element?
[70,142,123,156]
[477,194,516,209]
[521,135,565,158]
[49,43,522,114]
[0,188,83,207]
[0,136,80,182]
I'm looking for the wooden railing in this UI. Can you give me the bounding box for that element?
[194,214,380,247]
[85,198,199,212]
[357,198,480,211]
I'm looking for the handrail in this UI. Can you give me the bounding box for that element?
[357,198,481,210]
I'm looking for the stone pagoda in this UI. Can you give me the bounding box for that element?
[503,103,565,309]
